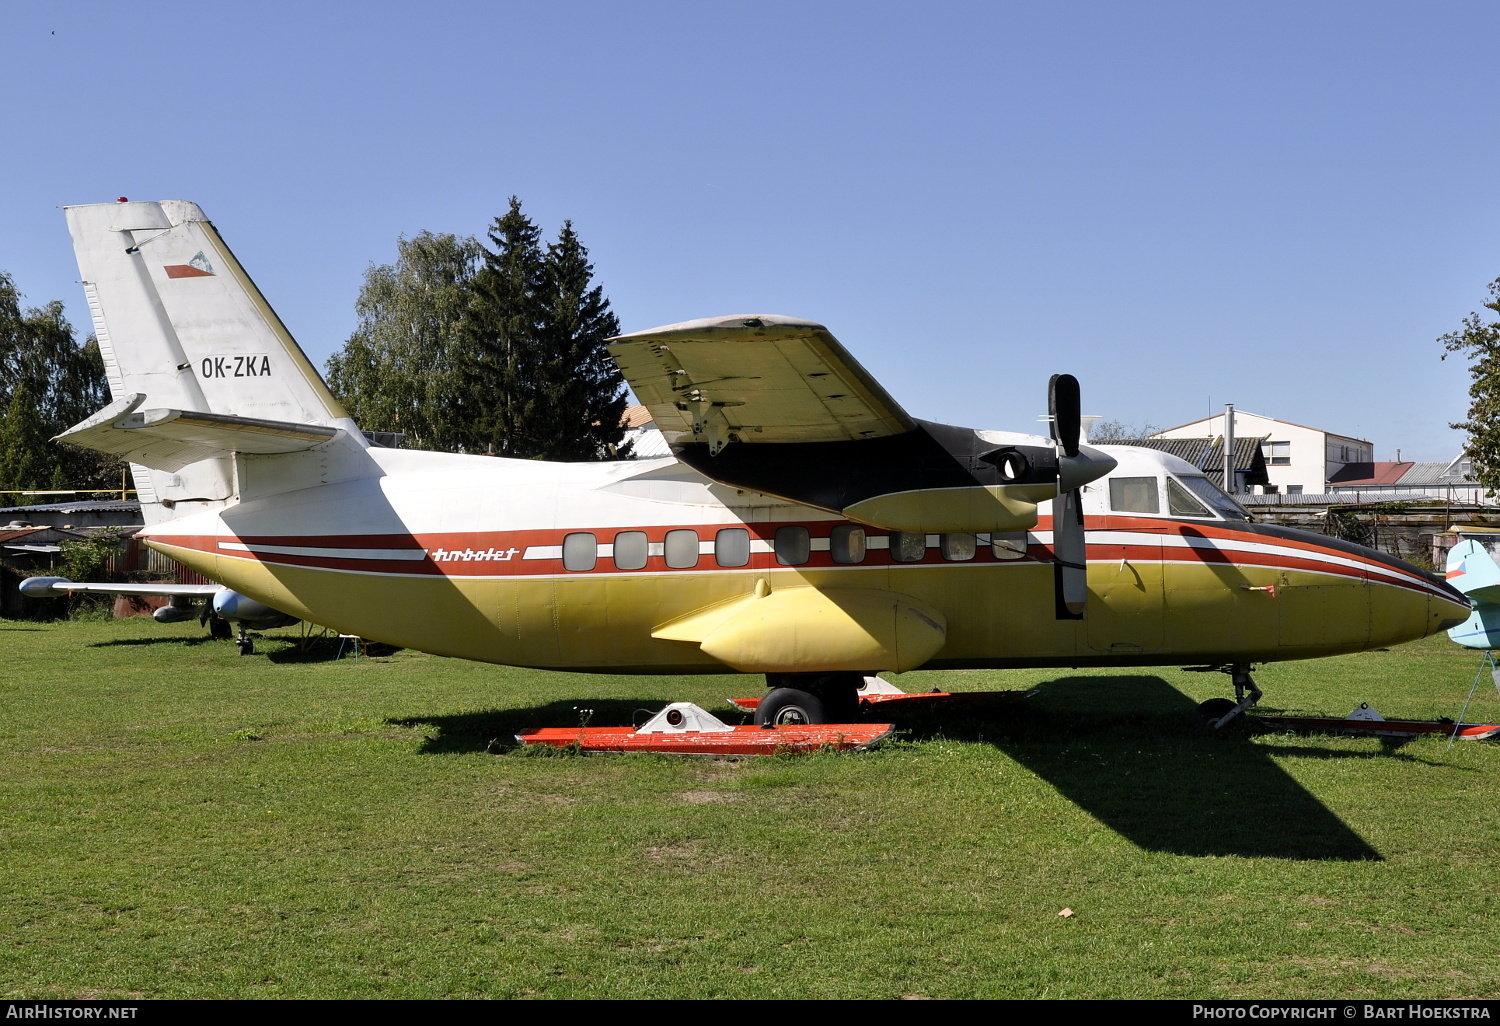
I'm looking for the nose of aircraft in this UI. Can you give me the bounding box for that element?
[1369,554,1470,648]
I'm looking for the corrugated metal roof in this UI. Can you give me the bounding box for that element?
[0,500,140,515]
[622,425,672,459]
[1328,462,1414,486]
[1396,461,1480,487]
[1112,436,1270,488]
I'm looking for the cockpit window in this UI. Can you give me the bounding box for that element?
[1109,477,1160,514]
[1177,475,1250,520]
[1167,478,1212,516]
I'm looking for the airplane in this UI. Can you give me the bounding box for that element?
[1441,538,1500,650]
[39,198,1470,730]
[18,574,296,653]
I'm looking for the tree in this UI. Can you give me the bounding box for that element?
[456,198,549,455]
[327,200,630,460]
[0,271,119,500]
[325,232,484,451]
[526,220,629,460]
[1088,418,1162,444]
[1440,277,1500,494]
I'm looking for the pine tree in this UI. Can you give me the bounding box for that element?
[531,221,629,460]
[458,197,547,455]
[1442,277,1500,495]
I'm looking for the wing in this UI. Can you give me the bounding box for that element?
[607,314,1075,534]
[18,576,221,598]
[608,315,916,454]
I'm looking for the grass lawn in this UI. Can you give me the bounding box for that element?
[2,616,1499,999]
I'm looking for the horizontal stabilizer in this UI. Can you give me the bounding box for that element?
[55,394,339,472]
[19,576,221,598]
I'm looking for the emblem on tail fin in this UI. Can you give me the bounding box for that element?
[163,251,216,278]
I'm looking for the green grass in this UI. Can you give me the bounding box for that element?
[2,617,1500,999]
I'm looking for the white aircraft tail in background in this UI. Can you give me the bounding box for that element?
[1443,539,1500,649]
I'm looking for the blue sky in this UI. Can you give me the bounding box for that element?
[3,1,1498,460]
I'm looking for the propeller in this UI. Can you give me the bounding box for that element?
[1048,374,1089,618]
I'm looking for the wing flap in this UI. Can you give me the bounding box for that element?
[55,394,339,472]
[608,315,915,449]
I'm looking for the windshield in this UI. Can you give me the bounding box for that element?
[1176,475,1251,520]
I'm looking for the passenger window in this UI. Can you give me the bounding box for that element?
[563,532,597,572]
[1167,478,1212,517]
[664,529,699,568]
[1109,477,1160,514]
[941,533,976,561]
[775,526,810,566]
[890,531,927,563]
[613,531,647,571]
[830,525,866,564]
[715,528,750,568]
[991,532,1027,560]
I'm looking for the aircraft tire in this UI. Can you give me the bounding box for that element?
[237,638,254,656]
[755,687,828,726]
[1194,697,1237,729]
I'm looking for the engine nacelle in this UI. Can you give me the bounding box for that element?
[152,595,200,623]
[212,589,301,629]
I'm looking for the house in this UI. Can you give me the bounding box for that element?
[1153,410,1372,495]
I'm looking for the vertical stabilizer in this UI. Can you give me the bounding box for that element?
[1445,539,1499,649]
[64,200,361,524]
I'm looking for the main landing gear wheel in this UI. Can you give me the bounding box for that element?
[755,688,827,726]
[755,672,866,725]
[1186,662,1263,729]
[1194,698,1237,729]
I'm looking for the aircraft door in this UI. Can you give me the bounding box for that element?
[1086,528,1165,656]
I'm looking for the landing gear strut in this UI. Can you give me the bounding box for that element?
[236,625,255,656]
[754,672,865,726]
[1189,663,1262,729]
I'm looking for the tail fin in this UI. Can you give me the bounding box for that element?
[64,200,359,522]
[1444,539,1500,648]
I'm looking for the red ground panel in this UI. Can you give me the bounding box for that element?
[516,723,893,755]
[1255,715,1500,740]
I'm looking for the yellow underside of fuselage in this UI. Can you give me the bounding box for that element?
[148,539,1459,674]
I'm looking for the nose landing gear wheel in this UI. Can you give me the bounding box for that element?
[754,688,827,727]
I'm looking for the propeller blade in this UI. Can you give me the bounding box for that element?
[1052,487,1088,618]
[1048,373,1081,458]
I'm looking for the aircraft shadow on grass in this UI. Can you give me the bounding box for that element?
[904,674,1386,862]
[394,674,1387,862]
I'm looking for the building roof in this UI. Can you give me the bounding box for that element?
[1328,462,1414,487]
[0,500,139,515]
[621,405,656,429]
[1154,410,1371,446]
[1113,436,1271,489]
[1397,461,1480,487]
